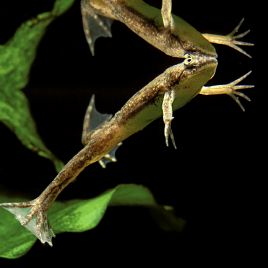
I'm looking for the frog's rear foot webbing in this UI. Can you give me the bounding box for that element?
[81,0,113,55]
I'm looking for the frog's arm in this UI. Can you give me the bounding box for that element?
[82,0,252,58]
[161,0,173,29]
[199,71,254,111]
[202,18,254,58]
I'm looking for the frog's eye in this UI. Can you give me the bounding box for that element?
[184,54,193,66]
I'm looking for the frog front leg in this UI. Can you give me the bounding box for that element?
[202,18,254,58]
[161,0,174,30]
[199,71,254,111]
[162,89,177,149]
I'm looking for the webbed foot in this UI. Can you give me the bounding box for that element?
[0,199,54,246]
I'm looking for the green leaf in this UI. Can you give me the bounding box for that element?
[53,0,77,14]
[0,184,185,259]
[0,0,75,171]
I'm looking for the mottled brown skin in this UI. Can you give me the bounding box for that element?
[82,0,216,58]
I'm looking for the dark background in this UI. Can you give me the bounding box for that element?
[0,0,262,266]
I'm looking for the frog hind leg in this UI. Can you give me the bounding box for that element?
[81,0,113,55]
[82,95,121,167]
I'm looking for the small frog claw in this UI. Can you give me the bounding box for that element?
[0,199,54,246]
[225,71,254,111]
[164,120,177,149]
[226,18,254,58]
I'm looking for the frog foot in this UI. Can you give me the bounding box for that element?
[225,18,254,58]
[200,71,254,111]
[224,71,254,111]
[203,18,254,57]
[0,199,54,246]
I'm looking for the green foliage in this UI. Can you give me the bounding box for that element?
[0,184,185,259]
[0,0,76,171]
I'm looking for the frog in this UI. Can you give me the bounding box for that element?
[0,0,254,245]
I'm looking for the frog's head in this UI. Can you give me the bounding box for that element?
[180,52,218,89]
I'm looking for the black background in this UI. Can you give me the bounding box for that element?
[0,0,262,266]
